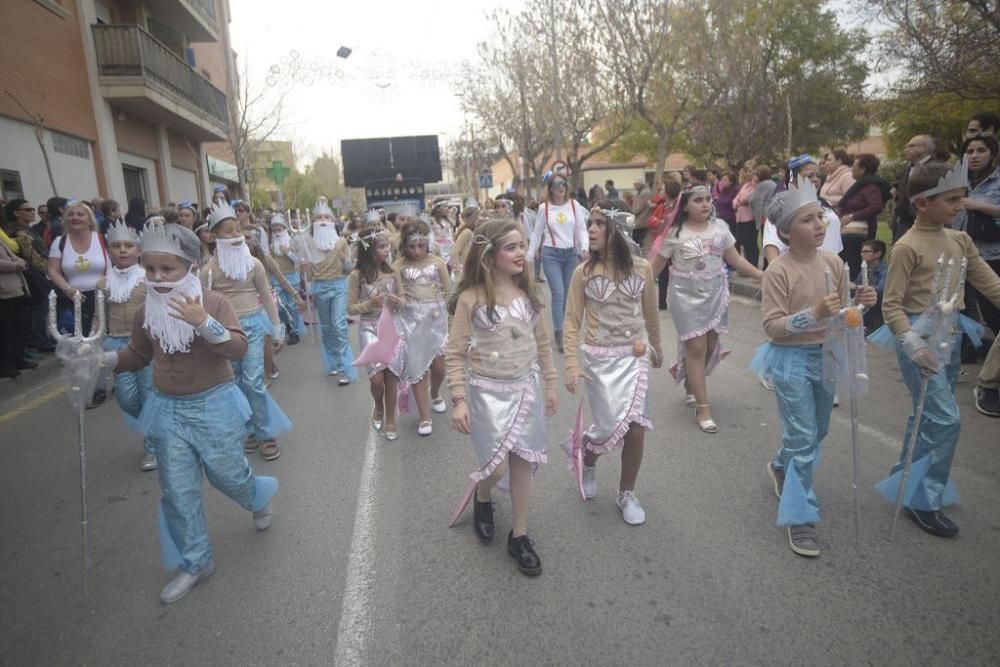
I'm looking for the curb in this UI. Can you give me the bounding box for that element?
[0,356,63,413]
[731,277,762,302]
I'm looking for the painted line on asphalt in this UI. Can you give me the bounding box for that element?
[333,426,380,666]
[0,384,65,425]
[831,413,993,488]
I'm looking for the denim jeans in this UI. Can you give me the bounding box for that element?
[541,246,579,333]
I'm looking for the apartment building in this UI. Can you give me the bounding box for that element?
[0,0,240,208]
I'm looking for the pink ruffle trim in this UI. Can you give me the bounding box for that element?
[584,356,653,455]
[470,378,547,482]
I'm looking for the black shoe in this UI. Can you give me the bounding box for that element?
[86,389,107,410]
[974,386,1000,418]
[908,508,959,538]
[658,303,668,311]
[506,531,542,577]
[15,359,38,370]
[472,491,495,544]
[0,368,19,379]
[287,332,300,345]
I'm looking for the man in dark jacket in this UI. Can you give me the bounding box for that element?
[892,135,934,241]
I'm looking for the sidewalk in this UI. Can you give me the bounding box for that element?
[0,354,62,413]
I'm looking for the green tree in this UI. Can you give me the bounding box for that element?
[877,93,983,159]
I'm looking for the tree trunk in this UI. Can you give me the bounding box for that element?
[654,128,671,184]
[784,93,793,157]
[34,123,58,196]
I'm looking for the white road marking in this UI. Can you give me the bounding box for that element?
[334,427,380,666]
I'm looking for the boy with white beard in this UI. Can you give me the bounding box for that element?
[202,203,293,462]
[267,213,307,345]
[100,222,279,604]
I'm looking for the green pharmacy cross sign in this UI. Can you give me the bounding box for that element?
[266,160,291,186]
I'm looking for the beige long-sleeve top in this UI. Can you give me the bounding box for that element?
[116,289,248,395]
[761,250,845,345]
[883,219,1000,335]
[200,255,280,325]
[562,257,662,375]
[393,255,451,305]
[257,251,297,296]
[451,228,473,275]
[446,288,558,397]
[97,276,146,337]
[347,269,396,318]
[306,237,351,280]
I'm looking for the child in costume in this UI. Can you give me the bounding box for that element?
[870,161,1000,537]
[650,184,762,433]
[100,220,155,471]
[302,197,357,385]
[446,216,558,576]
[263,213,307,345]
[348,217,400,440]
[450,198,480,283]
[563,201,663,525]
[101,223,278,604]
[750,179,876,557]
[202,203,292,462]
[388,219,451,436]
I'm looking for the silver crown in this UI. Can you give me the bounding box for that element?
[208,201,237,231]
[312,196,334,218]
[765,174,820,234]
[270,213,288,228]
[105,220,139,244]
[910,158,969,201]
[364,209,381,223]
[140,221,198,263]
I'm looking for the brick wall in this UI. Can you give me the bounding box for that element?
[0,0,99,141]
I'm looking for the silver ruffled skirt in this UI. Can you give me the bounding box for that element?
[668,268,730,382]
[581,343,653,454]
[358,316,385,377]
[467,367,547,484]
[388,298,448,384]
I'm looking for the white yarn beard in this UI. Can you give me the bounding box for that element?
[215,237,255,281]
[271,230,291,255]
[313,222,339,251]
[143,272,204,354]
[106,264,145,303]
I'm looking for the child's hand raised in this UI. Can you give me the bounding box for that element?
[168,294,208,326]
[814,294,842,319]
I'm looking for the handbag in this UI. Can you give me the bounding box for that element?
[22,265,50,304]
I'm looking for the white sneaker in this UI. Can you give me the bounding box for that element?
[832,393,840,407]
[160,562,215,604]
[582,465,597,499]
[617,490,646,526]
[269,370,280,380]
[253,502,273,531]
[140,452,158,471]
[759,374,775,392]
[431,397,447,413]
[417,421,433,436]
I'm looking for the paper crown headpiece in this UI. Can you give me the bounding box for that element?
[140,221,201,264]
[363,209,381,223]
[766,175,820,233]
[207,201,237,231]
[269,213,288,228]
[786,154,816,172]
[909,158,969,202]
[105,220,139,244]
[312,196,334,218]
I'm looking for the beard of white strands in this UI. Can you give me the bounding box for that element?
[143,271,204,354]
[106,264,145,303]
[215,236,255,281]
[272,231,291,255]
[314,222,340,251]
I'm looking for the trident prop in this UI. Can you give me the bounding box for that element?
[888,255,966,540]
[824,263,869,543]
[289,209,319,343]
[48,290,106,593]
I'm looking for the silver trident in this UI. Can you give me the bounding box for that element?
[889,255,966,540]
[48,289,106,594]
[288,209,319,343]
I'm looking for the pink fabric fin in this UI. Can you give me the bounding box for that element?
[568,398,587,500]
[448,479,478,527]
[353,303,399,367]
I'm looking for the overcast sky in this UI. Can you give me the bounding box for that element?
[229,0,523,167]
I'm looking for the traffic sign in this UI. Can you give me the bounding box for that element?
[478,169,493,189]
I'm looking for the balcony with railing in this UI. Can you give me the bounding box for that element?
[92,24,228,141]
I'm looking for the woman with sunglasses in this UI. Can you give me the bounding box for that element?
[527,173,589,352]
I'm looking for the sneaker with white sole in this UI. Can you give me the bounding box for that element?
[787,524,820,557]
[832,393,840,407]
[617,490,646,525]
[759,374,775,392]
[140,452,158,472]
[160,563,215,604]
[582,465,597,499]
[253,502,274,531]
[431,397,447,413]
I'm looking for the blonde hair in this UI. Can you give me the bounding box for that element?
[448,216,542,318]
[65,201,98,232]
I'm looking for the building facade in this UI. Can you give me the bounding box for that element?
[0,0,239,208]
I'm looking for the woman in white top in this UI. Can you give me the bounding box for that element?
[47,200,108,337]
[528,174,589,352]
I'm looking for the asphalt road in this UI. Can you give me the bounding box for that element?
[1,297,998,666]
